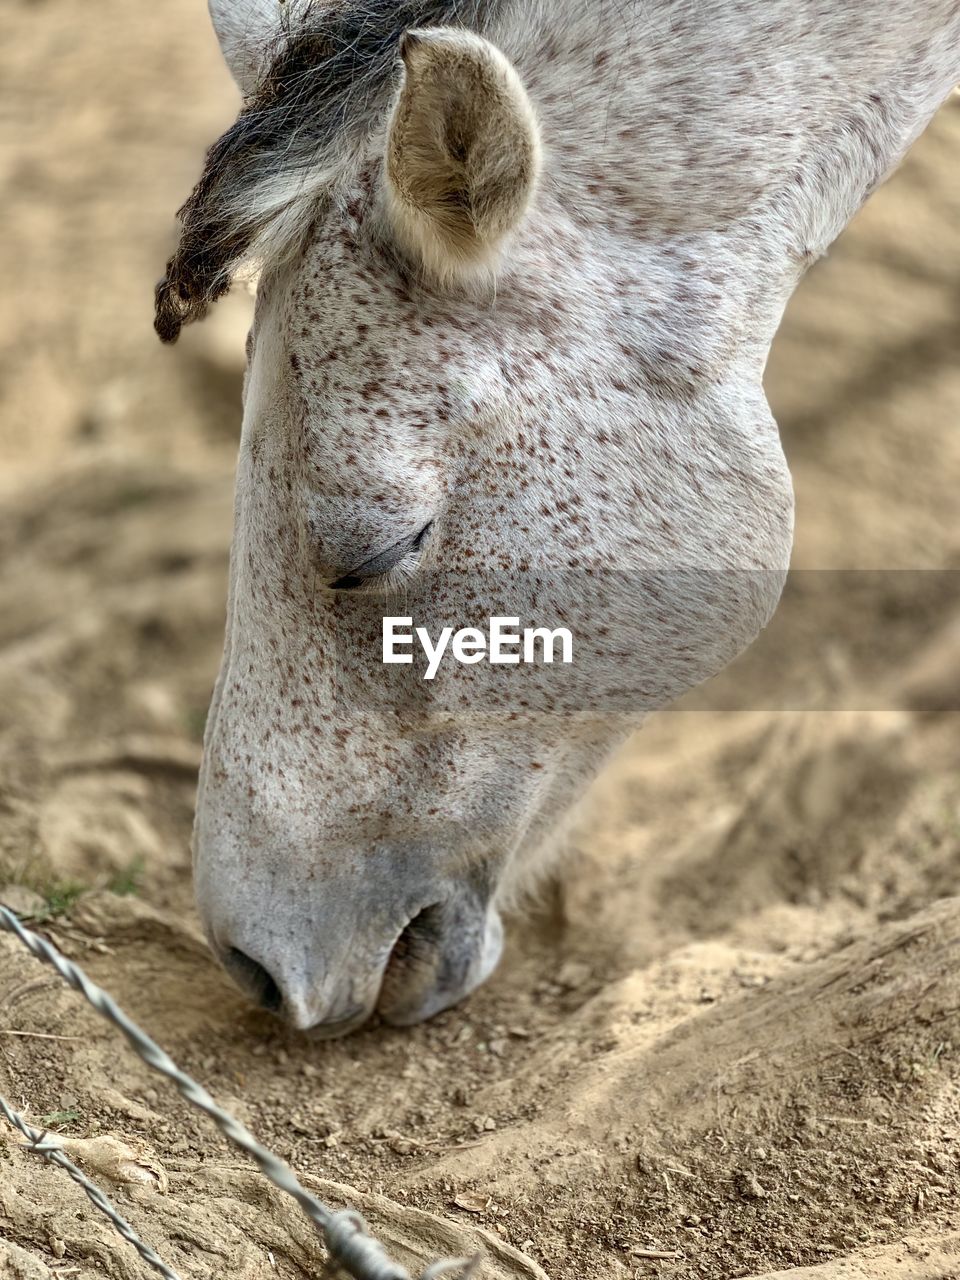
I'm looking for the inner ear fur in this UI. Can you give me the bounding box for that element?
[384,27,542,280]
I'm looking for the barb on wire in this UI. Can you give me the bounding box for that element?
[0,905,481,1280]
[0,1093,182,1280]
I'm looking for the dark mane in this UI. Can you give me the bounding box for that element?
[155,0,503,343]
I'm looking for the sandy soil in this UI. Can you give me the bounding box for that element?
[1,5,959,1279]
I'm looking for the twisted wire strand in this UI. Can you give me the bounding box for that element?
[0,905,481,1280]
[0,1094,183,1280]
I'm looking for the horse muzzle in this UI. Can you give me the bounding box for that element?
[206,875,504,1037]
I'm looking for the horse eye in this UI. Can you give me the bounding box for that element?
[330,521,433,591]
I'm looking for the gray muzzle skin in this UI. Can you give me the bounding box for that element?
[204,867,504,1036]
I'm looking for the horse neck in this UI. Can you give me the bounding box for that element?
[499,0,960,240]
[495,0,960,351]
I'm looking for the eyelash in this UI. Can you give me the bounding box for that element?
[329,522,434,593]
[329,554,419,595]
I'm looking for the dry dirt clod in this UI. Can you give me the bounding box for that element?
[0,885,47,917]
[55,1135,167,1192]
[453,1192,492,1215]
[556,960,592,990]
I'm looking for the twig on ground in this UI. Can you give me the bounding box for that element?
[1,1029,83,1041]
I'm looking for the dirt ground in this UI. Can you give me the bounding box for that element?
[1,5,959,1279]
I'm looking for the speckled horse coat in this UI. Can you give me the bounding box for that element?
[156,0,960,1034]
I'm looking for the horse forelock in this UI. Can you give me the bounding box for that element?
[154,0,509,343]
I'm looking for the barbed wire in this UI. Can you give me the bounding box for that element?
[0,1094,183,1280]
[0,904,481,1280]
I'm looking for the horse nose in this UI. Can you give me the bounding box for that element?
[217,940,373,1035]
[207,887,503,1035]
[377,900,504,1027]
[221,947,283,1014]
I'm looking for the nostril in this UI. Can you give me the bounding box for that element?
[383,904,444,986]
[223,947,283,1014]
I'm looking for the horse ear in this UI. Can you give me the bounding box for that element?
[384,28,542,281]
[208,0,282,97]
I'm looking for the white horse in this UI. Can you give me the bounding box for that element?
[156,0,960,1035]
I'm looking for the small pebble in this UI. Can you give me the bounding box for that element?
[735,1170,766,1200]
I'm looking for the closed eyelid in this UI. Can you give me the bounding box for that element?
[329,522,433,590]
